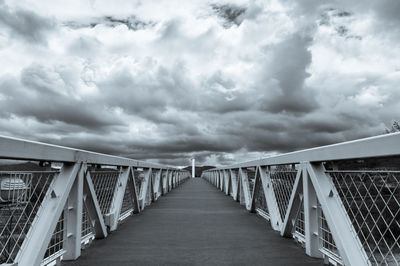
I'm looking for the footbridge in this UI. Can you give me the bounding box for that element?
[0,134,399,266]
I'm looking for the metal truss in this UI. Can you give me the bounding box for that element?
[202,132,400,266]
[0,136,190,266]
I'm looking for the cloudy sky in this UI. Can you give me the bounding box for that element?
[0,0,399,166]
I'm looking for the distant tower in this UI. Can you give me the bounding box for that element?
[191,158,195,178]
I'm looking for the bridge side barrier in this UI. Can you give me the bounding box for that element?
[0,135,190,266]
[202,132,400,266]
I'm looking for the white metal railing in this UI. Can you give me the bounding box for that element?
[202,132,400,266]
[0,135,190,266]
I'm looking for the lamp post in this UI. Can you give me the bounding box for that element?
[191,158,195,178]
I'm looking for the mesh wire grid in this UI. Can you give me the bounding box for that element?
[269,169,298,221]
[328,170,400,266]
[81,200,94,238]
[0,171,57,264]
[295,206,305,237]
[318,206,341,261]
[120,184,134,217]
[246,168,256,195]
[254,175,269,214]
[90,170,120,216]
[43,211,65,260]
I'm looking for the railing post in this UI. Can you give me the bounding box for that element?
[303,162,322,258]
[63,163,84,260]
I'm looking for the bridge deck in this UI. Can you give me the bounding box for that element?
[64,178,322,266]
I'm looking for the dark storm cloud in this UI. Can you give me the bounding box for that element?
[260,33,318,113]
[96,64,181,120]
[0,66,122,130]
[64,15,154,31]
[211,3,247,28]
[0,1,55,44]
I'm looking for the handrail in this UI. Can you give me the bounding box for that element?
[0,135,190,266]
[205,132,400,170]
[202,132,400,266]
[0,135,178,169]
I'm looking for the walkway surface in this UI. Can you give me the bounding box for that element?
[64,178,322,266]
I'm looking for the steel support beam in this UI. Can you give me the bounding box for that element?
[63,164,84,260]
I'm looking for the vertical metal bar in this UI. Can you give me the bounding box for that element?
[303,162,322,258]
[63,163,84,260]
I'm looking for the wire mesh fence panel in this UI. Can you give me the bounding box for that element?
[0,171,57,264]
[295,205,305,237]
[254,176,269,215]
[90,171,120,216]
[318,206,342,263]
[328,171,400,266]
[81,200,94,238]
[269,168,298,221]
[246,168,256,195]
[43,211,65,261]
[120,184,134,218]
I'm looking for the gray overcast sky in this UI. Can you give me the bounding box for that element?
[0,0,399,166]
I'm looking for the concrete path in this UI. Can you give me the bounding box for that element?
[64,178,322,266]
